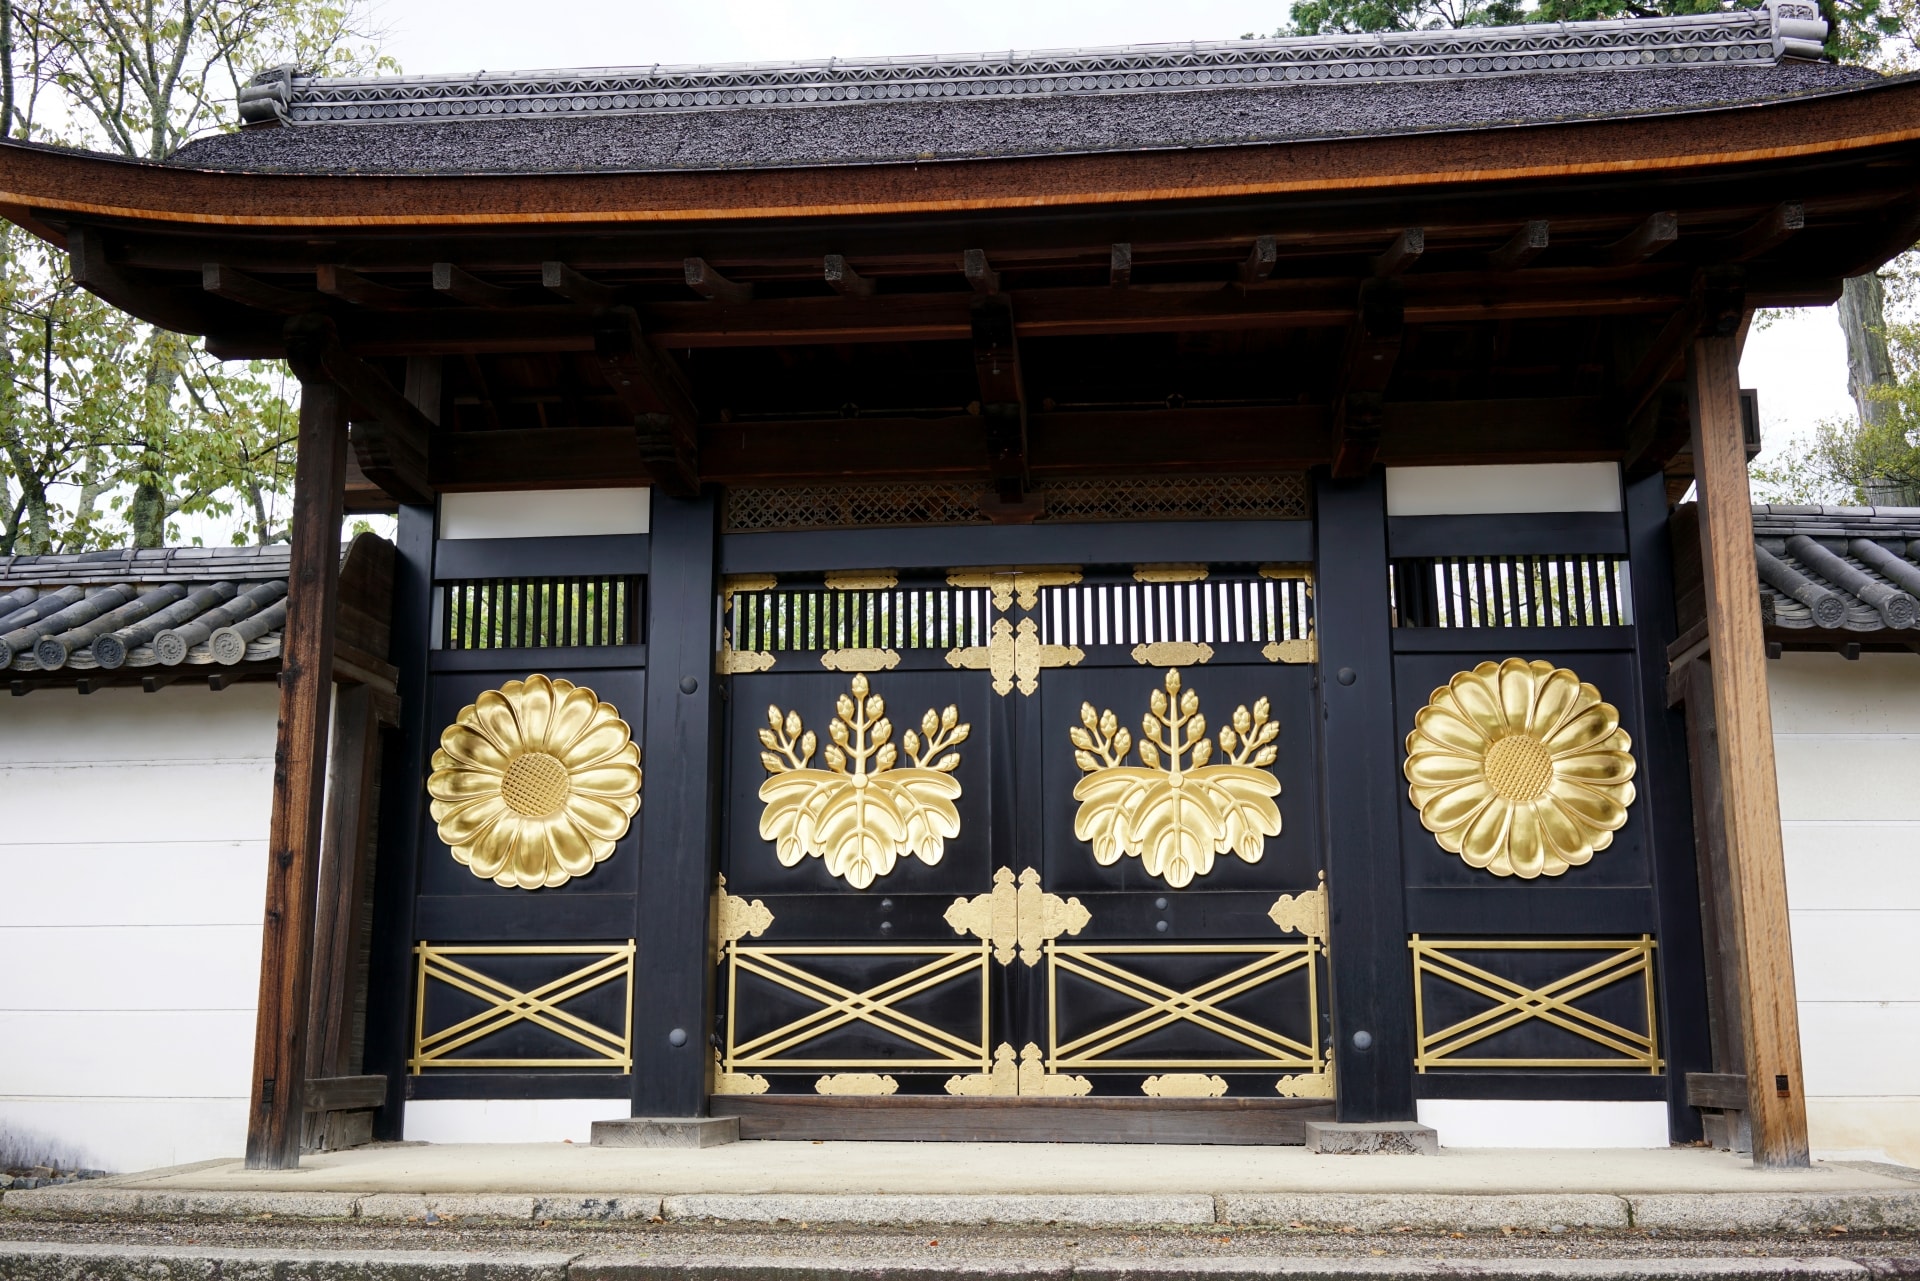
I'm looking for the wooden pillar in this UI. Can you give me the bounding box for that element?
[633,492,722,1116]
[1315,471,1417,1121]
[307,682,381,1079]
[1686,334,1810,1167]
[245,376,348,1170]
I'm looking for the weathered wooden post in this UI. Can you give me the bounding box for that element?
[244,320,349,1170]
[1686,332,1811,1168]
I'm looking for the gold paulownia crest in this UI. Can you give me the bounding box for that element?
[426,674,642,890]
[1404,658,1637,880]
[1070,669,1283,889]
[758,674,971,889]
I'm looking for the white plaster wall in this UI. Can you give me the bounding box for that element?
[1770,652,1920,1167]
[0,683,277,1173]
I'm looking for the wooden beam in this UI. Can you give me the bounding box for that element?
[204,263,319,314]
[1241,236,1278,282]
[963,249,1000,295]
[67,227,211,334]
[542,260,618,307]
[432,262,516,307]
[591,306,700,496]
[1721,202,1804,263]
[1611,211,1679,265]
[1372,228,1424,277]
[289,329,435,506]
[823,254,874,297]
[1331,277,1404,478]
[1109,243,1132,289]
[971,297,1027,503]
[684,257,752,303]
[303,1075,387,1113]
[1688,334,1810,1169]
[1490,220,1550,270]
[244,368,348,1171]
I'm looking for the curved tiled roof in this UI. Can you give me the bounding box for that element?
[1751,505,1920,635]
[0,546,295,683]
[168,3,1859,176]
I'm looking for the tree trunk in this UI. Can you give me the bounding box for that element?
[1839,272,1895,428]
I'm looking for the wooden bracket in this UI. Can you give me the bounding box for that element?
[1330,277,1405,478]
[592,306,700,496]
[283,315,432,504]
[1490,220,1550,271]
[1372,228,1424,277]
[432,262,516,308]
[971,297,1027,502]
[542,261,619,307]
[1610,211,1679,265]
[1241,236,1278,282]
[205,263,321,314]
[685,257,752,303]
[963,249,1001,295]
[824,254,875,297]
[317,265,428,308]
[1109,243,1132,288]
[1720,202,1804,263]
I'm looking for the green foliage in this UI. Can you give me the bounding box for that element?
[0,0,391,554]
[1265,0,1895,62]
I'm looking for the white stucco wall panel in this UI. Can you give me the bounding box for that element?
[1771,735,1920,821]
[438,487,650,539]
[0,1098,248,1173]
[0,683,274,1172]
[0,841,265,927]
[1783,824,1920,911]
[1797,1003,1920,1096]
[0,1011,256,1097]
[1771,651,1920,1163]
[1384,463,1622,515]
[3,926,263,1010]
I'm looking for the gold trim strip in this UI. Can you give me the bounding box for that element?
[823,570,900,591]
[1133,564,1209,584]
[1409,935,1663,1073]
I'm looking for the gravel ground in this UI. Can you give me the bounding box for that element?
[1,1216,1916,1262]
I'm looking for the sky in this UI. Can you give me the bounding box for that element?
[197,0,1861,544]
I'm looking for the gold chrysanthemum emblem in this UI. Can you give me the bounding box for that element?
[1070,669,1283,889]
[757,674,970,890]
[427,675,642,890]
[1404,658,1636,880]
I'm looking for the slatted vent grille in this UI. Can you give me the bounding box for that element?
[1039,575,1314,649]
[728,583,995,653]
[1391,555,1633,629]
[441,576,644,650]
[722,474,1310,533]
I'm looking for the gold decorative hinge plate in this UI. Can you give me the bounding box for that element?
[1142,1073,1229,1098]
[1131,640,1212,667]
[946,1042,1092,1097]
[1276,1052,1335,1098]
[711,874,774,966]
[946,617,1082,696]
[1263,639,1316,664]
[1133,563,1209,584]
[1268,873,1328,944]
[815,1072,898,1096]
[824,570,899,591]
[944,867,1090,966]
[947,566,1082,611]
[718,631,776,674]
[820,647,900,672]
[712,1048,769,1096]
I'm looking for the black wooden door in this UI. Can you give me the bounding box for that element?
[713,562,1332,1102]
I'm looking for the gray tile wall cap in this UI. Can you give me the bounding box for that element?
[238,0,1826,128]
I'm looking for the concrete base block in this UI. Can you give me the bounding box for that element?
[590,1116,739,1148]
[1304,1121,1439,1155]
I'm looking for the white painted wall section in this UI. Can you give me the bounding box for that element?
[1416,1100,1670,1148]
[439,488,651,539]
[1385,463,1622,516]
[0,683,277,1173]
[1771,651,1920,1167]
[402,1099,625,1144]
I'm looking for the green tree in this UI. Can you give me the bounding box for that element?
[0,0,391,553]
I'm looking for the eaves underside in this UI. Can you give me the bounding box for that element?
[1,75,1919,233]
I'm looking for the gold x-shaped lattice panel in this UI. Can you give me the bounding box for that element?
[1410,935,1662,1072]
[724,944,991,1073]
[1046,943,1322,1072]
[411,941,634,1072]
